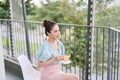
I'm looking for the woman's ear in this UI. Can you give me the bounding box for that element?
[47,32,50,36]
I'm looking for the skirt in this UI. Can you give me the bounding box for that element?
[40,64,79,80]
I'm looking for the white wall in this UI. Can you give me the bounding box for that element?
[0,28,6,80]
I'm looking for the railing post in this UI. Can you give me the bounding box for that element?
[0,28,6,80]
[21,0,31,61]
[8,20,14,57]
[107,29,112,80]
[85,0,95,80]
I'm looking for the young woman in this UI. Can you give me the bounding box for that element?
[36,20,79,80]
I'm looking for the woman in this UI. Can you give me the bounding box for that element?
[36,20,79,80]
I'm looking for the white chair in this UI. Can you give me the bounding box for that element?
[17,55,40,80]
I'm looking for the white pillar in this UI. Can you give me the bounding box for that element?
[0,28,6,80]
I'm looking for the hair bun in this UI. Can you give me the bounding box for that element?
[43,20,50,28]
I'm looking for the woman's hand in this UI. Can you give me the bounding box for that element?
[54,55,64,62]
[37,55,64,67]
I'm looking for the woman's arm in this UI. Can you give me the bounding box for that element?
[37,55,64,68]
[37,57,55,68]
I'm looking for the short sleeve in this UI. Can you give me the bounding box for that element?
[36,43,52,62]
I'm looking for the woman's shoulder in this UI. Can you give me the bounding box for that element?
[57,40,64,46]
[39,40,49,48]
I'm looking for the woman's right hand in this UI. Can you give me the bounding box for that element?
[54,55,64,62]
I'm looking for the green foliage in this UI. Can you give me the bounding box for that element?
[71,27,85,68]
[37,0,73,23]
[95,6,120,28]
[26,0,36,16]
[27,0,87,24]
[0,0,9,19]
[2,36,10,49]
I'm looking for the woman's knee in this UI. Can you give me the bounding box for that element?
[68,73,79,80]
[73,75,79,80]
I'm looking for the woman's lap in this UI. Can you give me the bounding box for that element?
[41,64,79,80]
[41,72,79,80]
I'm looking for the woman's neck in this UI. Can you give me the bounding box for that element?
[48,38,59,51]
[48,38,57,44]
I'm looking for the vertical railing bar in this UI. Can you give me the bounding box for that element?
[84,27,87,80]
[12,21,14,57]
[10,20,14,57]
[78,26,80,79]
[96,27,98,80]
[16,21,18,57]
[17,20,20,57]
[33,22,35,62]
[79,26,84,79]
[34,22,36,65]
[69,25,72,73]
[74,25,77,74]
[33,22,36,64]
[117,32,120,80]
[14,21,17,57]
[23,21,26,55]
[35,23,37,48]
[21,21,24,55]
[102,28,105,80]
[20,21,22,54]
[61,25,65,71]
[111,30,114,80]
[6,20,10,56]
[18,21,21,56]
[65,25,67,72]
[68,25,71,73]
[107,29,112,80]
[36,23,40,48]
[29,22,32,62]
[114,32,117,80]
[18,21,21,53]
[19,21,24,54]
[23,21,27,55]
[32,23,37,64]
[21,0,31,61]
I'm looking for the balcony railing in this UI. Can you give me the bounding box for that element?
[0,19,120,80]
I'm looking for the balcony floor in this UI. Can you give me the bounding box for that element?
[5,67,23,80]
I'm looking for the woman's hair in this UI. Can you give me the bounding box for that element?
[43,20,57,36]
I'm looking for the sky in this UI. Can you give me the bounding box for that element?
[107,0,120,8]
[31,0,46,7]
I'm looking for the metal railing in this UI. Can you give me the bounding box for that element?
[0,19,120,80]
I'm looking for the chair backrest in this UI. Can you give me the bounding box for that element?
[17,55,40,80]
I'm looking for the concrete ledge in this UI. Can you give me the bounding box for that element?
[4,57,23,79]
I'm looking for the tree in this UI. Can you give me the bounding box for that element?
[27,0,87,24]
[95,6,120,29]
[25,0,38,21]
[0,0,9,19]
[26,0,36,15]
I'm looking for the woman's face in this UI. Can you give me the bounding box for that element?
[47,24,61,40]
